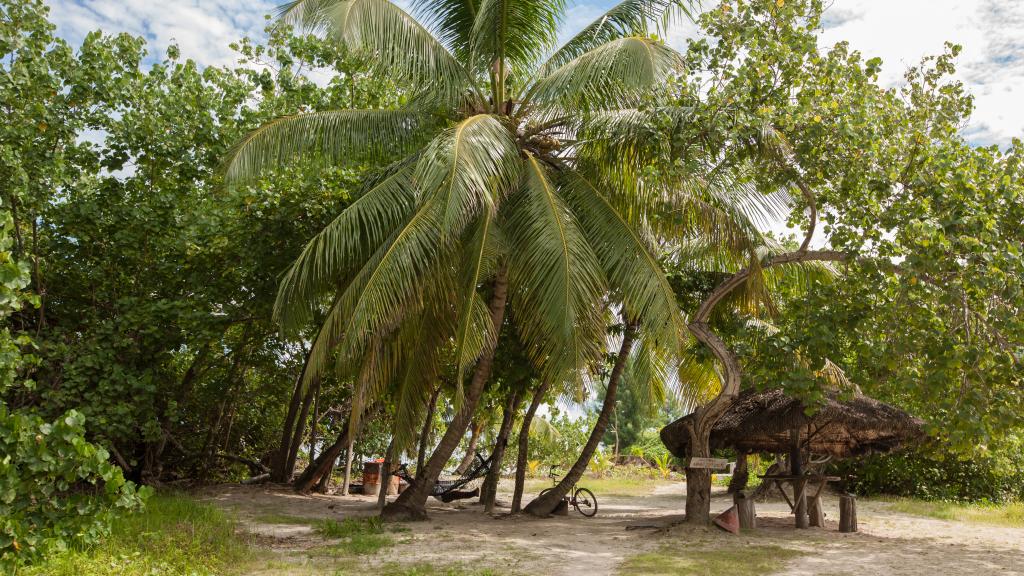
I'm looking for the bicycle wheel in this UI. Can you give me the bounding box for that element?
[573,487,597,517]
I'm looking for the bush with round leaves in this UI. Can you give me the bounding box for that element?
[0,406,149,569]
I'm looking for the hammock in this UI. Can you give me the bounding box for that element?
[396,452,493,502]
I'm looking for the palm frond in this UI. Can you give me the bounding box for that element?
[506,154,608,382]
[273,156,418,333]
[222,109,426,183]
[560,169,686,350]
[415,114,522,239]
[280,0,480,105]
[524,36,683,113]
[540,0,697,73]
[471,0,565,77]
[410,0,479,60]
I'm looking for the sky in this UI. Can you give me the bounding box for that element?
[46,1,1024,146]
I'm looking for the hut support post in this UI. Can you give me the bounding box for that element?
[840,494,858,533]
[809,493,825,527]
[734,490,756,531]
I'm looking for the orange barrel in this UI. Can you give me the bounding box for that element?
[363,461,382,496]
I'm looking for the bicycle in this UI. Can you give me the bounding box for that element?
[538,467,598,517]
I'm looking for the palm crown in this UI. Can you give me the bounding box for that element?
[222,0,776,443]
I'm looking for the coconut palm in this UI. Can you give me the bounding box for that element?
[222,0,786,520]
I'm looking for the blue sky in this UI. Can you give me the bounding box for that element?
[46,0,1024,146]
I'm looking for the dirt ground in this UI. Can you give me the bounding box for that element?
[200,481,1024,576]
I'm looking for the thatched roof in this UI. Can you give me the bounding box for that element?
[660,388,925,459]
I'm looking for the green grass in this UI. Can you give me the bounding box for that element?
[618,545,803,576]
[21,494,257,576]
[884,498,1024,527]
[314,516,396,556]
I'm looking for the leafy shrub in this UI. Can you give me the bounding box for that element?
[834,436,1024,503]
[0,407,148,569]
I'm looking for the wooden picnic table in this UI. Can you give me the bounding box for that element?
[758,473,841,528]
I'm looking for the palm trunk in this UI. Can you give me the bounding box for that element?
[381,266,509,521]
[341,437,355,496]
[416,384,441,476]
[377,437,396,510]
[272,351,311,483]
[480,388,522,512]
[524,322,636,516]
[454,420,483,475]
[285,375,321,479]
[511,378,551,513]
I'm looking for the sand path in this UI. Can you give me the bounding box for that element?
[200,482,1024,575]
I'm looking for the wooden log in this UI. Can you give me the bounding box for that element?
[793,478,809,529]
[733,490,757,531]
[808,492,825,527]
[839,494,858,533]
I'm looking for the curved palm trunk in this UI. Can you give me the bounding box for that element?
[524,323,637,517]
[381,267,509,521]
[511,378,551,513]
[480,388,522,512]
[416,384,441,476]
[454,420,483,475]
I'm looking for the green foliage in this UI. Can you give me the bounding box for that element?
[0,408,147,570]
[315,516,395,555]
[835,437,1024,503]
[884,498,1024,527]
[527,407,595,469]
[21,494,254,576]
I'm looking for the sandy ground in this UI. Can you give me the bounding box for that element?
[200,481,1024,576]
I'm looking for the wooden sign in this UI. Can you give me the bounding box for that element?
[688,457,729,470]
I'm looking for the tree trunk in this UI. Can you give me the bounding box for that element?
[728,452,749,494]
[284,375,321,480]
[416,384,441,476]
[293,403,373,494]
[272,351,311,483]
[511,378,551,513]
[377,438,396,510]
[480,388,522,512]
[341,437,355,496]
[454,420,483,476]
[524,322,637,517]
[381,266,509,522]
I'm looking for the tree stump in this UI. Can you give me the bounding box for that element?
[839,494,858,533]
[793,478,809,529]
[808,493,825,527]
[733,490,756,531]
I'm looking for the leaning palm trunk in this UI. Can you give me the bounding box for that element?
[454,420,483,476]
[511,378,552,513]
[480,388,523,512]
[524,322,636,516]
[381,268,509,521]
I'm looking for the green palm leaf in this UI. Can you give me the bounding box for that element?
[507,154,607,381]
[540,0,696,73]
[221,109,426,183]
[274,157,419,332]
[280,0,481,105]
[415,114,522,239]
[524,36,683,113]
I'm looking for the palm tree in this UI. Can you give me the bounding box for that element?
[221,0,750,521]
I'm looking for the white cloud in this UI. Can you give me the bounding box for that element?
[818,0,1024,146]
[46,0,276,65]
[46,0,1024,145]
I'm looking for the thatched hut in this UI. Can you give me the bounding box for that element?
[660,388,925,460]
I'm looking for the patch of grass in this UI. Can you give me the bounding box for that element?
[884,498,1024,527]
[314,516,395,556]
[22,493,258,576]
[577,475,668,497]
[619,545,803,576]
